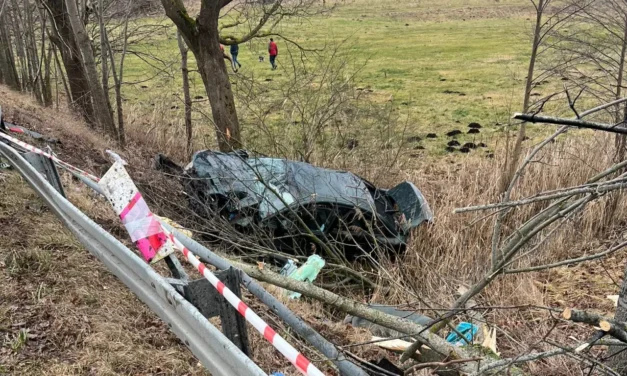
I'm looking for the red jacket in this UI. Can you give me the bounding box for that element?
[269,41,278,56]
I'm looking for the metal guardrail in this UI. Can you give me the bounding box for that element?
[0,141,267,376]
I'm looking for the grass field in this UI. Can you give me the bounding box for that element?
[119,0,556,157]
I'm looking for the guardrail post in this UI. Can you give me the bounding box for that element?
[23,152,65,197]
[184,267,251,355]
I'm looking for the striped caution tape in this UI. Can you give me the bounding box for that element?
[98,161,325,376]
[0,131,100,182]
[4,125,327,375]
[163,226,325,376]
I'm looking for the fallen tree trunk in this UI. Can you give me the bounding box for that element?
[229,259,525,375]
[158,218,525,374]
[562,308,627,344]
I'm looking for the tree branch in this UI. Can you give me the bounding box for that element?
[505,240,627,274]
[219,0,282,44]
[513,113,627,135]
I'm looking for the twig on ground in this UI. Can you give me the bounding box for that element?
[403,357,483,374]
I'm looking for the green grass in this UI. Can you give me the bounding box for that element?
[120,0,555,155]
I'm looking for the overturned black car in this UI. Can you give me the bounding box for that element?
[162,150,433,260]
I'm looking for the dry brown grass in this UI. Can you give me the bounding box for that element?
[0,173,211,376]
[2,84,627,374]
[358,131,627,374]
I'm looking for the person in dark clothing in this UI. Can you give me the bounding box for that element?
[230,44,241,71]
[268,38,278,70]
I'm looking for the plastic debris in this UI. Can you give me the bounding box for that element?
[608,294,619,306]
[285,255,325,299]
[446,322,479,346]
[280,259,297,276]
[270,373,285,376]
[481,326,499,355]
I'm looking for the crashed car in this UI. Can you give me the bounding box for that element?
[170,150,433,260]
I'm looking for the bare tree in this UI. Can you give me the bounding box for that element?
[0,7,20,90]
[396,96,627,367]
[10,0,29,92]
[97,0,113,117]
[0,1,54,104]
[95,0,132,145]
[500,0,580,193]
[177,31,193,156]
[64,0,116,135]
[42,0,95,124]
[160,0,320,152]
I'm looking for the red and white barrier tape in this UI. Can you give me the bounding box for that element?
[98,160,325,376]
[5,127,326,375]
[6,125,24,134]
[163,226,325,376]
[0,131,100,182]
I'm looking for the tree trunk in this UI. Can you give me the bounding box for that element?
[43,0,95,125]
[609,261,627,373]
[177,31,193,156]
[500,0,544,194]
[601,16,627,233]
[10,0,27,91]
[28,3,46,105]
[0,11,20,90]
[23,2,39,97]
[51,43,72,108]
[105,2,130,147]
[42,44,53,107]
[161,0,242,152]
[196,32,242,151]
[64,0,115,135]
[39,6,54,107]
[97,0,113,117]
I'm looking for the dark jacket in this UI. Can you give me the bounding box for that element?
[230,44,239,55]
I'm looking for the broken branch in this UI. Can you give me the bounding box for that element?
[562,308,627,344]
[470,349,566,376]
[512,113,627,134]
[222,259,527,375]
[404,357,483,374]
[505,240,627,274]
[455,180,627,213]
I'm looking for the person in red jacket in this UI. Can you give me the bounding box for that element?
[219,44,235,71]
[268,38,278,70]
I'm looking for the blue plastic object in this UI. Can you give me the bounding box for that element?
[280,259,297,277]
[446,322,479,346]
[270,373,285,376]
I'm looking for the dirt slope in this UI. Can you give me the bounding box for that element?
[0,172,209,376]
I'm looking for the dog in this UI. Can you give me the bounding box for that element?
[258,55,264,62]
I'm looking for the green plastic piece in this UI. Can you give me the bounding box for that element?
[286,255,325,299]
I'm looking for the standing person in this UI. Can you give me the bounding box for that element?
[230,43,241,71]
[268,38,278,70]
